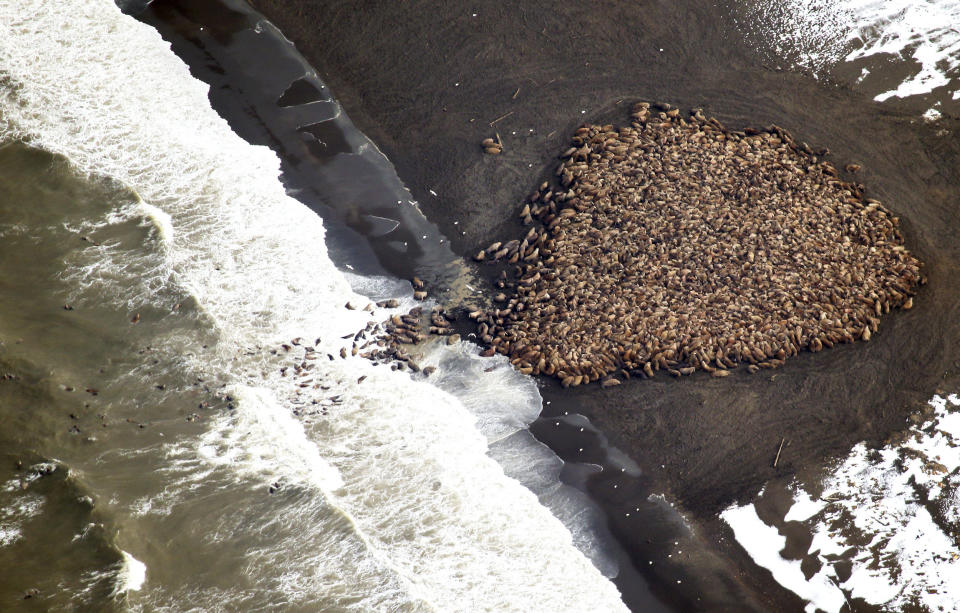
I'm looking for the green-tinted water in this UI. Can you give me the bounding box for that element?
[0,141,227,610]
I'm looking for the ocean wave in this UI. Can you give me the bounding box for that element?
[0,1,626,610]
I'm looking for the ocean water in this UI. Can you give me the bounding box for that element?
[3,0,957,611]
[0,1,630,610]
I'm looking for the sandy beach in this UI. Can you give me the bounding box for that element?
[163,0,960,608]
[5,0,959,610]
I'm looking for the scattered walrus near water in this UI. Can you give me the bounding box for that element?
[472,102,925,387]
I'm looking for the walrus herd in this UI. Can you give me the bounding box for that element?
[471,102,925,387]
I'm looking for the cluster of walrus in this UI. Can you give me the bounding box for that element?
[354,301,455,375]
[271,300,448,380]
[471,102,924,387]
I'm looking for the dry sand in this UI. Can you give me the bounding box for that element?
[245,1,960,609]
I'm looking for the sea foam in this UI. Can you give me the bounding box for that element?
[0,1,626,610]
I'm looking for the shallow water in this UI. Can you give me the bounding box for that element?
[0,140,204,609]
[0,1,637,610]
[136,1,678,610]
[2,0,958,611]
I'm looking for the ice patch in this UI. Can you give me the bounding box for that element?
[735,0,960,102]
[721,504,846,613]
[725,394,960,612]
[783,490,825,523]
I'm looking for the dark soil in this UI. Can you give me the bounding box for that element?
[245,0,960,609]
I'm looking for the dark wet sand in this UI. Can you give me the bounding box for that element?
[240,0,957,609]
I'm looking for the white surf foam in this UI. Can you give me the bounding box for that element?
[0,477,45,549]
[412,339,543,443]
[0,2,626,611]
[735,0,960,103]
[0,469,51,560]
[0,525,20,548]
[117,550,147,593]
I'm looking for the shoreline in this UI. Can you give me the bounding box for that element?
[246,0,960,495]
[154,0,960,610]
[137,2,686,610]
